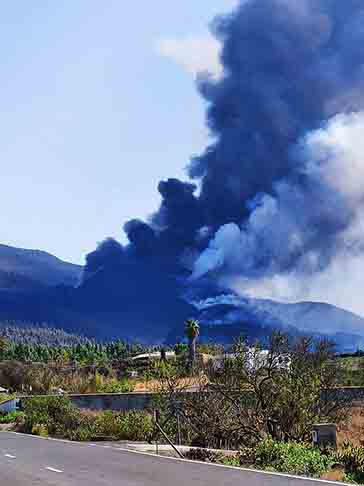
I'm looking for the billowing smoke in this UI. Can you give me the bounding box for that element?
[152,178,203,254]
[123,219,157,256]
[194,113,364,292]
[84,238,125,278]
[191,223,241,279]
[189,0,364,316]
[191,0,364,227]
[86,0,364,316]
[227,112,364,314]
[84,178,202,276]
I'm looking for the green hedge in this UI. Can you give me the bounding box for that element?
[23,396,153,442]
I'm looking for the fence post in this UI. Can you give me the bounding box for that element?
[153,409,184,459]
[176,412,182,445]
[154,409,160,455]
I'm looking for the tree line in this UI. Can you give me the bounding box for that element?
[0,336,149,365]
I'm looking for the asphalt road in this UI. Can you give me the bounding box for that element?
[0,432,344,486]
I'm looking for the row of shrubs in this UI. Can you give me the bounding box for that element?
[185,440,333,478]
[185,440,364,483]
[22,396,153,442]
[17,396,364,483]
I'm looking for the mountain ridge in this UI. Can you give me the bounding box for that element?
[0,243,363,351]
[0,244,82,288]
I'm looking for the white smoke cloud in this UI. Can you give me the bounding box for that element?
[155,1,242,79]
[303,112,364,203]
[155,35,223,79]
[192,111,364,317]
[231,250,364,317]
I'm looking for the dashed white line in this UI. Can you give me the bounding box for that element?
[45,467,63,473]
[4,454,16,459]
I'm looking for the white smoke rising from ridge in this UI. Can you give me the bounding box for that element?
[192,111,364,317]
[191,223,241,279]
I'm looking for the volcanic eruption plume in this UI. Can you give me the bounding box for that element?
[86,0,364,316]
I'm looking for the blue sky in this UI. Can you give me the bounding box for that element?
[0,1,237,263]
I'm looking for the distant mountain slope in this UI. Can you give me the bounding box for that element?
[0,250,362,351]
[249,299,364,337]
[0,244,82,288]
[185,294,364,351]
[0,259,196,343]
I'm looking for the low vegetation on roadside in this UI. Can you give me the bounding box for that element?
[4,325,364,483]
[153,333,349,448]
[0,410,24,424]
[185,440,334,478]
[184,440,364,483]
[21,395,153,442]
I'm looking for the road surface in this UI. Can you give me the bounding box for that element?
[0,432,344,485]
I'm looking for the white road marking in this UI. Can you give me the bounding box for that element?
[4,454,16,459]
[45,467,63,473]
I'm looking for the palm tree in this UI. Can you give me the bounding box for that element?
[185,319,200,369]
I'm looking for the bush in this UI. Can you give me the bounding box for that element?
[24,396,99,441]
[95,410,153,441]
[335,442,364,484]
[185,441,334,478]
[96,379,134,394]
[238,440,334,478]
[64,410,99,442]
[0,411,24,424]
[31,424,49,437]
[96,410,120,438]
[117,411,153,441]
[23,396,80,435]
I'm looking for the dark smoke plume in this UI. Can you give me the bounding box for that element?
[85,0,364,315]
[152,178,203,253]
[123,219,157,256]
[191,0,364,289]
[84,238,125,276]
[191,0,364,227]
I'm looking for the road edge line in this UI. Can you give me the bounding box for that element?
[4,432,349,485]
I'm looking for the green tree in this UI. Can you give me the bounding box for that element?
[156,332,350,449]
[207,333,349,444]
[0,336,8,359]
[185,319,200,369]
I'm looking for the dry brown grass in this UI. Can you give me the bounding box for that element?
[337,404,364,447]
[321,466,346,482]
[133,376,204,392]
